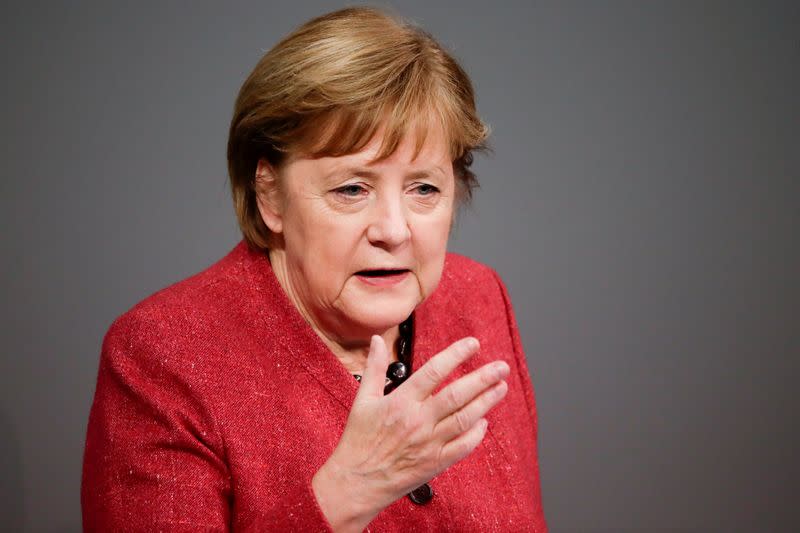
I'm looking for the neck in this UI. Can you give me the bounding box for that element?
[268,248,400,373]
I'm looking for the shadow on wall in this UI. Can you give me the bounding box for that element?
[0,406,24,531]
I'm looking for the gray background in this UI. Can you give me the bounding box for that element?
[1,1,797,531]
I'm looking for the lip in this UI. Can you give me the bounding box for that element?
[355,270,410,287]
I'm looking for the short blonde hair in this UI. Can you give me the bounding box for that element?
[227,6,490,250]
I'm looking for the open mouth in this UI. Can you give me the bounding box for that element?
[354,269,411,286]
[356,269,409,277]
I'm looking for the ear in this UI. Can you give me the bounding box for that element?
[254,158,284,234]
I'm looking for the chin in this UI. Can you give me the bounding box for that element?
[364,305,414,329]
[336,276,423,333]
[340,298,418,337]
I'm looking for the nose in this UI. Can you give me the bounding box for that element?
[366,192,411,248]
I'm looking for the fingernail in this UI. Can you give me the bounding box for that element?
[466,337,479,350]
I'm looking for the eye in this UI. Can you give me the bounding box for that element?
[333,183,368,198]
[413,183,440,196]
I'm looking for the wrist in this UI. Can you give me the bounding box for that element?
[312,458,385,532]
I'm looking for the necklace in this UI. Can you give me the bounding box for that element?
[352,315,413,395]
[349,314,433,505]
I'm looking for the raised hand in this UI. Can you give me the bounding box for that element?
[312,335,510,532]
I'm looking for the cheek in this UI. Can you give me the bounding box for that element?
[413,212,452,289]
[291,210,364,277]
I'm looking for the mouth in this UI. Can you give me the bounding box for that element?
[355,268,410,277]
[354,268,411,287]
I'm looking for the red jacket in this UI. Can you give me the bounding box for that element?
[82,241,547,531]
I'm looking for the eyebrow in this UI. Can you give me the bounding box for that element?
[327,166,445,181]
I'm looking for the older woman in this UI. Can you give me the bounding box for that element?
[82,7,547,532]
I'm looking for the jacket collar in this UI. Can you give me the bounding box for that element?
[229,240,445,413]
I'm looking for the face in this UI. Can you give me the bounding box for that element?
[256,126,455,344]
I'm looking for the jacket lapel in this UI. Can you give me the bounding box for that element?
[239,243,359,413]
[413,281,516,470]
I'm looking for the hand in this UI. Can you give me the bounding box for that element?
[312,335,510,532]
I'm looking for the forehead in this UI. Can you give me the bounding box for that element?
[287,121,454,179]
[289,101,460,159]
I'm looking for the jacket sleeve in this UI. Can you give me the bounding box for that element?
[241,480,337,532]
[81,311,232,532]
[82,310,338,532]
[491,269,549,532]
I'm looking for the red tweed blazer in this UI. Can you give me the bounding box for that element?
[82,241,547,532]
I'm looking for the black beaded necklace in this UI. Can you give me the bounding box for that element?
[351,315,413,395]
[349,315,434,505]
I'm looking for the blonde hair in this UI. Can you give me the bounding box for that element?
[227,6,490,250]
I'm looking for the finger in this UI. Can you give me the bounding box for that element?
[428,360,510,422]
[355,335,390,400]
[434,380,507,443]
[404,337,480,401]
[438,417,489,470]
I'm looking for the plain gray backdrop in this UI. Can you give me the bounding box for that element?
[1,1,797,532]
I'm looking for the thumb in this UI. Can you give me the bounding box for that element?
[356,335,390,400]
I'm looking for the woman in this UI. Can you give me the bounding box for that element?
[82,7,547,532]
